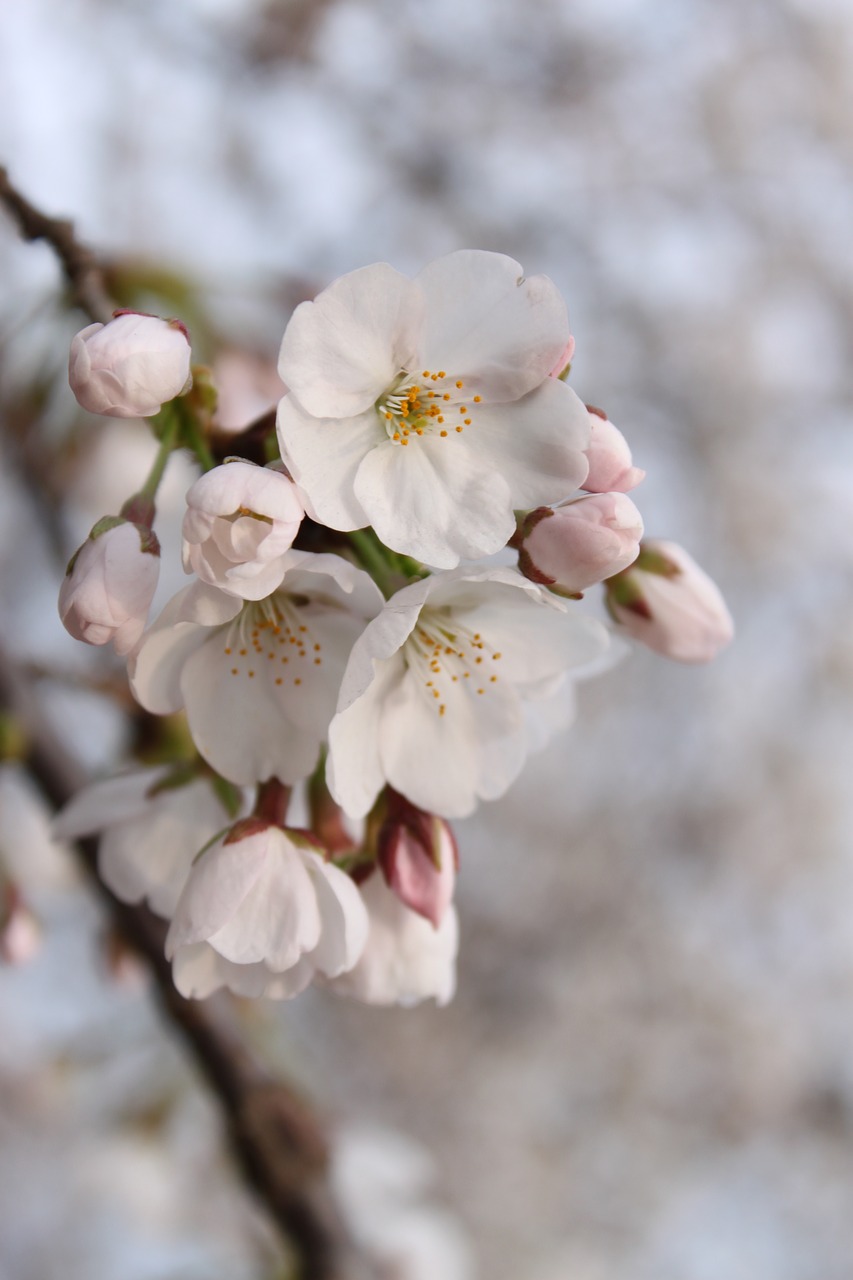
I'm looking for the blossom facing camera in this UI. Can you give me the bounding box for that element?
[59,517,160,655]
[277,250,591,568]
[582,406,645,494]
[518,493,644,596]
[129,552,383,786]
[182,460,304,600]
[606,539,734,663]
[330,867,459,1007]
[69,311,192,418]
[327,565,610,820]
[166,819,369,1000]
[378,791,458,928]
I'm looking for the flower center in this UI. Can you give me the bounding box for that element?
[376,369,482,446]
[221,593,324,689]
[404,608,503,716]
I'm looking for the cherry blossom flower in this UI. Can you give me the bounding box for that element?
[53,767,237,917]
[69,311,192,419]
[582,406,645,494]
[277,251,591,568]
[329,868,459,1007]
[59,517,160,655]
[166,819,368,1000]
[518,492,644,595]
[129,552,383,786]
[606,539,734,663]
[182,459,304,600]
[327,566,610,820]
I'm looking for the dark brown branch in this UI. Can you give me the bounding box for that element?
[0,167,113,324]
[0,645,381,1280]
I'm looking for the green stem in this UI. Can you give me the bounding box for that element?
[347,529,398,598]
[181,399,216,472]
[139,408,179,502]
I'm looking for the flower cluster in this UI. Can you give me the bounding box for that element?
[56,253,733,1008]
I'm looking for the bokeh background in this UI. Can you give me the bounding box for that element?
[2,0,853,1276]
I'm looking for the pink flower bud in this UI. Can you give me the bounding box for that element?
[0,884,41,966]
[59,518,160,655]
[69,311,192,418]
[606,539,734,663]
[378,792,458,929]
[582,406,645,493]
[518,493,644,595]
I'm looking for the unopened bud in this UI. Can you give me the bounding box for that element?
[582,406,645,494]
[69,311,192,419]
[378,791,457,929]
[0,884,41,966]
[606,539,734,663]
[518,493,644,595]
[59,517,160,655]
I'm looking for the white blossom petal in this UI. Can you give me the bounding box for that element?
[353,436,513,568]
[458,378,590,507]
[277,395,379,529]
[278,264,423,419]
[416,250,570,403]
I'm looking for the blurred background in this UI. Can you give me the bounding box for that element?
[2,0,853,1276]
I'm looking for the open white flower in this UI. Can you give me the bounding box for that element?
[129,552,383,786]
[327,566,610,820]
[182,459,304,600]
[53,767,236,917]
[277,251,591,568]
[329,868,459,1008]
[167,819,368,1000]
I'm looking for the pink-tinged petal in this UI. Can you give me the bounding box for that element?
[334,575,432,712]
[208,841,321,969]
[353,436,514,568]
[416,250,570,403]
[460,378,590,508]
[278,264,423,419]
[276,395,379,530]
[382,817,456,929]
[328,658,406,819]
[166,830,269,952]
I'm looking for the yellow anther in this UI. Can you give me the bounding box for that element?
[393,431,401,440]
[416,428,423,435]
[493,652,502,659]
[275,677,283,685]
[473,395,482,402]
[438,371,446,378]
[459,405,467,413]
[443,393,450,401]
[385,411,393,420]
[440,430,448,437]
[465,419,471,425]
[231,667,238,675]
[456,380,463,388]
[248,671,255,678]
[490,675,498,683]
[439,704,446,716]
[224,647,231,655]
[422,369,430,377]
[455,425,464,432]
[294,678,302,686]
[401,439,409,446]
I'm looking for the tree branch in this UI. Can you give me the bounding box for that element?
[0,647,381,1280]
[0,167,113,324]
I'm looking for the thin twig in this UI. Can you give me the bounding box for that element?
[0,653,379,1280]
[0,167,113,324]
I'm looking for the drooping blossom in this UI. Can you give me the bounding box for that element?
[277,251,591,568]
[518,492,644,596]
[166,819,368,1000]
[582,406,645,494]
[129,553,383,786]
[59,517,160,655]
[182,459,304,600]
[606,539,734,663]
[329,867,459,1007]
[377,790,457,928]
[327,566,610,820]
[69,311,192,419]
[53,767,238,917]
